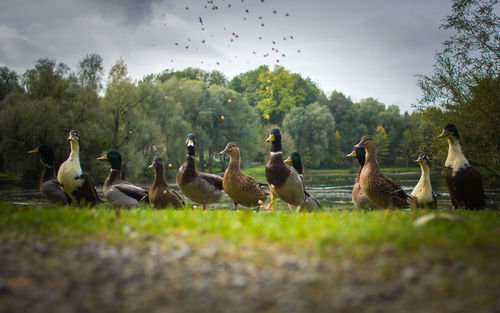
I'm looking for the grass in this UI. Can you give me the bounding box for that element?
[1,202,500,263]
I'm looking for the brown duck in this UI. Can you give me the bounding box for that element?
[97,150,149,208]
[29,144,72,205]
[148,156,184,209]
[265,128,305,210]
[354,135,408,209]
[176,134,224,210]
[438,123,485,210]
[346,147,381,210]
[219,142,268,209]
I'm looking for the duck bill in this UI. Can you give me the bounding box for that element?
[187,139,195,147]
[28,148,40,154]
[284,156,292,163]
[437,130,447,138]
[219,149,227,155]
[266,134,275,142]
[354,142,362,148]
[148,163,155,169]
[346,151,356,158]
[97,155,108,161]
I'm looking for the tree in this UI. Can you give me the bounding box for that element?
[78,53,104,91]
[330,130,348,168]
[374,125,390,166]
[283,102,335,168]
[0,67,21,101]
[416,0,500,180]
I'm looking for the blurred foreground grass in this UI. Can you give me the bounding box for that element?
[1,202,500,263]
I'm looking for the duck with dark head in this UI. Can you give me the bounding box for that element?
[57,130,100,206]
[284,151,320,211]
[354,135,408,209]
[29,144,72,206]
[409,153,437,210]
[97,150,149,208]
[346,147,381,210]
[176,134,224,210]
[438,124,485,210]
[265,128,305,211]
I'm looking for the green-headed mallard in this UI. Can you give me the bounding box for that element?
[354,135,408,209]
[219,142,268,210]
[176,134,224,210]
[97,150,149,208]
[265,128,305,210]
[438,124,485,210]
[57,130,100,206]
[284,152,320,211]
[346,147,381,210]
[28,144,72,205]
[148,156,184,209]
[409,153,437,209]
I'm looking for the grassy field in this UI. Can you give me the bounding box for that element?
[1,203,499,262]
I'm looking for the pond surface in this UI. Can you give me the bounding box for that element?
[1,170,498,210]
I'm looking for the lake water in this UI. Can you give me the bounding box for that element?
[1,170,498,210]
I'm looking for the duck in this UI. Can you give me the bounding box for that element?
[148,156,185,209]
[28,144,72,205]
[57,130,100,206]
[265,128,305,210]
[176,134,224,210]
[354,135,408,209]
[97,150,149,208]
[284,152,320,211]
[346,147,381,210]
[409,153,437,209]
[219,142,268,210]
[438,123,485,210]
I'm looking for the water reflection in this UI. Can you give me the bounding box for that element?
[1,170,498,210]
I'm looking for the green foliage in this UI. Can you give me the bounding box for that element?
[0,66,21,101]
[416,0,500,181]
[374,125,390,166]
[283,102,335,168]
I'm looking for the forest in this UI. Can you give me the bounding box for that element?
[0,0,498,187]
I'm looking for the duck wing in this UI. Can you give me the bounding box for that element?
[41,179,72,205]
[73,172,101,206]
[382,175,408,208]
[197,171,223,190]
[113,183,149,202]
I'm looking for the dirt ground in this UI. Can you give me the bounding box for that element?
[1,236,499,313]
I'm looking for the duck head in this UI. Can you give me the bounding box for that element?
[219,142,239,156]
[266,128,282,153]
[354,135,375,153]
[67,130,80,142]
[437,124,460,141]
[415,153,431,166]
[346,146,366,167]
[284,152,303,174]
[29,144,55,167]
[185,133,197,156]
[148,156,165,170]
[97,150,122,170]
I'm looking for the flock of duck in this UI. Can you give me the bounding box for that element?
[28,123,486,211]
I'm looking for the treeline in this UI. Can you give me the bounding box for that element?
[0,56,425,185]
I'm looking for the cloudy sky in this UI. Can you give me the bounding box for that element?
[0,0,453,112]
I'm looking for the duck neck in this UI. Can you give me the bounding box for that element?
[153,166,168,187]
[418,163,431,186]
[228,150,241,170]
[187,146,195,157]
[364,146,379,170]
[104,169,122,189]
[270,139,282,154]
[445,137,469,169]
[40,164,56,188]
[69,141,81,163]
